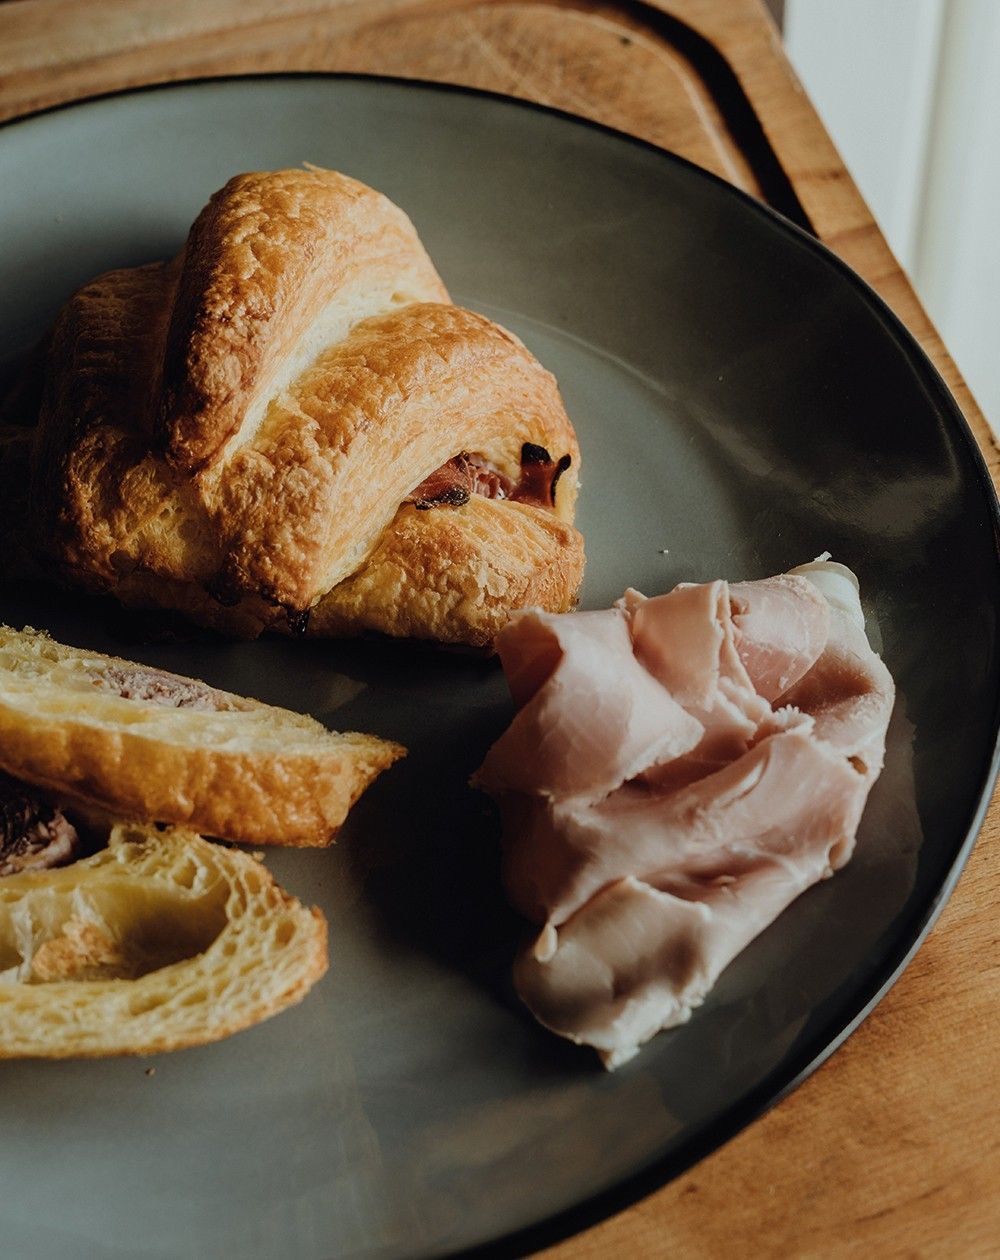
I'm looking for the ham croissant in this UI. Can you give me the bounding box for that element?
[0,823,328,1057]
[7,167,584,645]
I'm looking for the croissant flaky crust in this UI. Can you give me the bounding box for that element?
[0,824,328,1058]
[0,625,404,848]
[11,167,584,645]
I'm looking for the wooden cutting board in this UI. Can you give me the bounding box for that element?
[1,1,996,1255]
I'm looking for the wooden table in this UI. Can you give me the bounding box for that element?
[1,1,996,1255]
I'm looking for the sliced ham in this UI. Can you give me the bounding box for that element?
[729,573,830,701]
[780,567,894,781]
[474,560,894,1067]
[406,443,572,511]
[505,717,865,928]
[475,608,702,801]
[516,855,830,1070]
[625,582,770,796]
[406,454,515,508]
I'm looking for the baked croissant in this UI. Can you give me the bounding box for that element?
[7,167,584,646]
[0,625,403,847]
[0,823,327,1058]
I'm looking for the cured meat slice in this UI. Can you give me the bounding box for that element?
[475,607,702,801]
[406,444,572,511]
[516,867,809,1070]
[514,725,867,1067]
[0,773,80,876]
[504,718,864,929]
[625,582,771,796]
[475,560,894,1067]
[781,565,894,781]
[729,573,830,701]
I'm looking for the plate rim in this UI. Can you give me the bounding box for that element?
[1,71,999,1260]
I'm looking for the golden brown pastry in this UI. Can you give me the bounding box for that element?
[0,822,327,1058]
[0,625,403,847]
[13,167,583,646]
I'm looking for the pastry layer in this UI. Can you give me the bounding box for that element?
[0,824,327,1058]
[0,626,404,847]
[19,167,583,644]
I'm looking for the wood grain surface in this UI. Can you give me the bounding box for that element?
[0,1,996,1255]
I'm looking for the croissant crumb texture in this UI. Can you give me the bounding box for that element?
[4,165,584,645]
[0,824,327,1058]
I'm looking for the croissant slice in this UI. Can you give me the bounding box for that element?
[0,626,403,847]
[18,167,583,645]
[0,824,327,1058]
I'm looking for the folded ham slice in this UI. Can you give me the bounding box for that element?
[473,561,895,1068]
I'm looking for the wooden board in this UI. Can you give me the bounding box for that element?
[0,1,996,1254]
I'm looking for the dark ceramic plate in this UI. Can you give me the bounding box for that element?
[0,76,997,1260]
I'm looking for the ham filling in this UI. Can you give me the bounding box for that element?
[88,663,237,711]
[407,443,571,510]
[0,773,80,876]
[473,561,895,1068]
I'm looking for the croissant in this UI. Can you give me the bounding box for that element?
[0,823,327,1058]
[7,167,584,646]
[0,625,403,847]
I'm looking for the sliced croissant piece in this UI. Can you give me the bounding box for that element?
[17,167,583,644]
[0,823,327,1058]
[0,626,403,847]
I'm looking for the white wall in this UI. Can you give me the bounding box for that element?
[786,0,1000,431]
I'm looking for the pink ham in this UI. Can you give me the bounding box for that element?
[626,581,770,796]
[505,716,865,928]
[474,560,895,1067]
[729,573,830,700]
[474,608,702,801]
[517,854,832,1070]
[779,609,894,782]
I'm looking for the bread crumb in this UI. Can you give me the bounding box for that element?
[145,1067,156,1077]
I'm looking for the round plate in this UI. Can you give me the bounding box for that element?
[0,76,997,1260]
